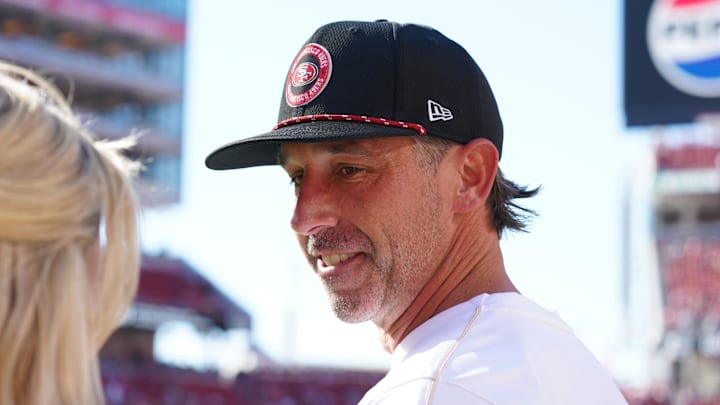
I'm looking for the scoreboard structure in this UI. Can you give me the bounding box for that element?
[625,1,720,402]
[624,0,720,126]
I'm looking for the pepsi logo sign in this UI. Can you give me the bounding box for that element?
[647,0,720,97]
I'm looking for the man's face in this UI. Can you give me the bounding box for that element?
[279,136,455,327]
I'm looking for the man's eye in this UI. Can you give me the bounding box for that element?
[339,166,361,176]
[288,174,303,186]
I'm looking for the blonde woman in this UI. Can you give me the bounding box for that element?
[0,62,140,405]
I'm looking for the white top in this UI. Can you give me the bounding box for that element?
[358,293,628,405]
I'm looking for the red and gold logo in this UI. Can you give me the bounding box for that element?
[286,43,332,107]
[291,62,319,86]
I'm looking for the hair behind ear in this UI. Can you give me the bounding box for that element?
[487,168,540,237]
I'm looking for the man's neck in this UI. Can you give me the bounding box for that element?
[376,216,517,353]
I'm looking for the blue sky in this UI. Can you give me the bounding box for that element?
[141,0,656,385]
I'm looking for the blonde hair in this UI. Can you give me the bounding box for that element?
[0,62,140,405]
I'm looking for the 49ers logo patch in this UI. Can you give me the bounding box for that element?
[286,43,332,107]
[292,62,319,86]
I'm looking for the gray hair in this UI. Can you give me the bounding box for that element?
[411,135,539,237]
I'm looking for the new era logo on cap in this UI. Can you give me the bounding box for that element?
[427,99,453,122]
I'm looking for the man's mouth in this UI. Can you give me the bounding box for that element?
[320,253,355,267]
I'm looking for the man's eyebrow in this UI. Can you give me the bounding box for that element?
[277,141,374,166]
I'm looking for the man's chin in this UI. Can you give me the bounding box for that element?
[328,296,376,324]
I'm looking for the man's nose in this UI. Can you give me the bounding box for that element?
[290,175,339,236]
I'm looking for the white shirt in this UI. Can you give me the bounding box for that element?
[358,293,628,405]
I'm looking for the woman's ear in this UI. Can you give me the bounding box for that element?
[453,138,499,213]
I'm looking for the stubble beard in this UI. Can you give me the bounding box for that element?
[326,256,389,324]
[319,179,446,326]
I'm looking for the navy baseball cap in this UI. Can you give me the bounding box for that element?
[205,19,503,170]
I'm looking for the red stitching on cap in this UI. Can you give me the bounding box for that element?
[272,114,427,136]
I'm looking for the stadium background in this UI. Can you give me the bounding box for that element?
[0,0,718,404]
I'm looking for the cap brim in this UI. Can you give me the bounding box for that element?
[205,121,419,170]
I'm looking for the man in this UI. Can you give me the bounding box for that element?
[206,20,627,405]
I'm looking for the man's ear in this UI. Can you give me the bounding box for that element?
[453,138,498,213]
